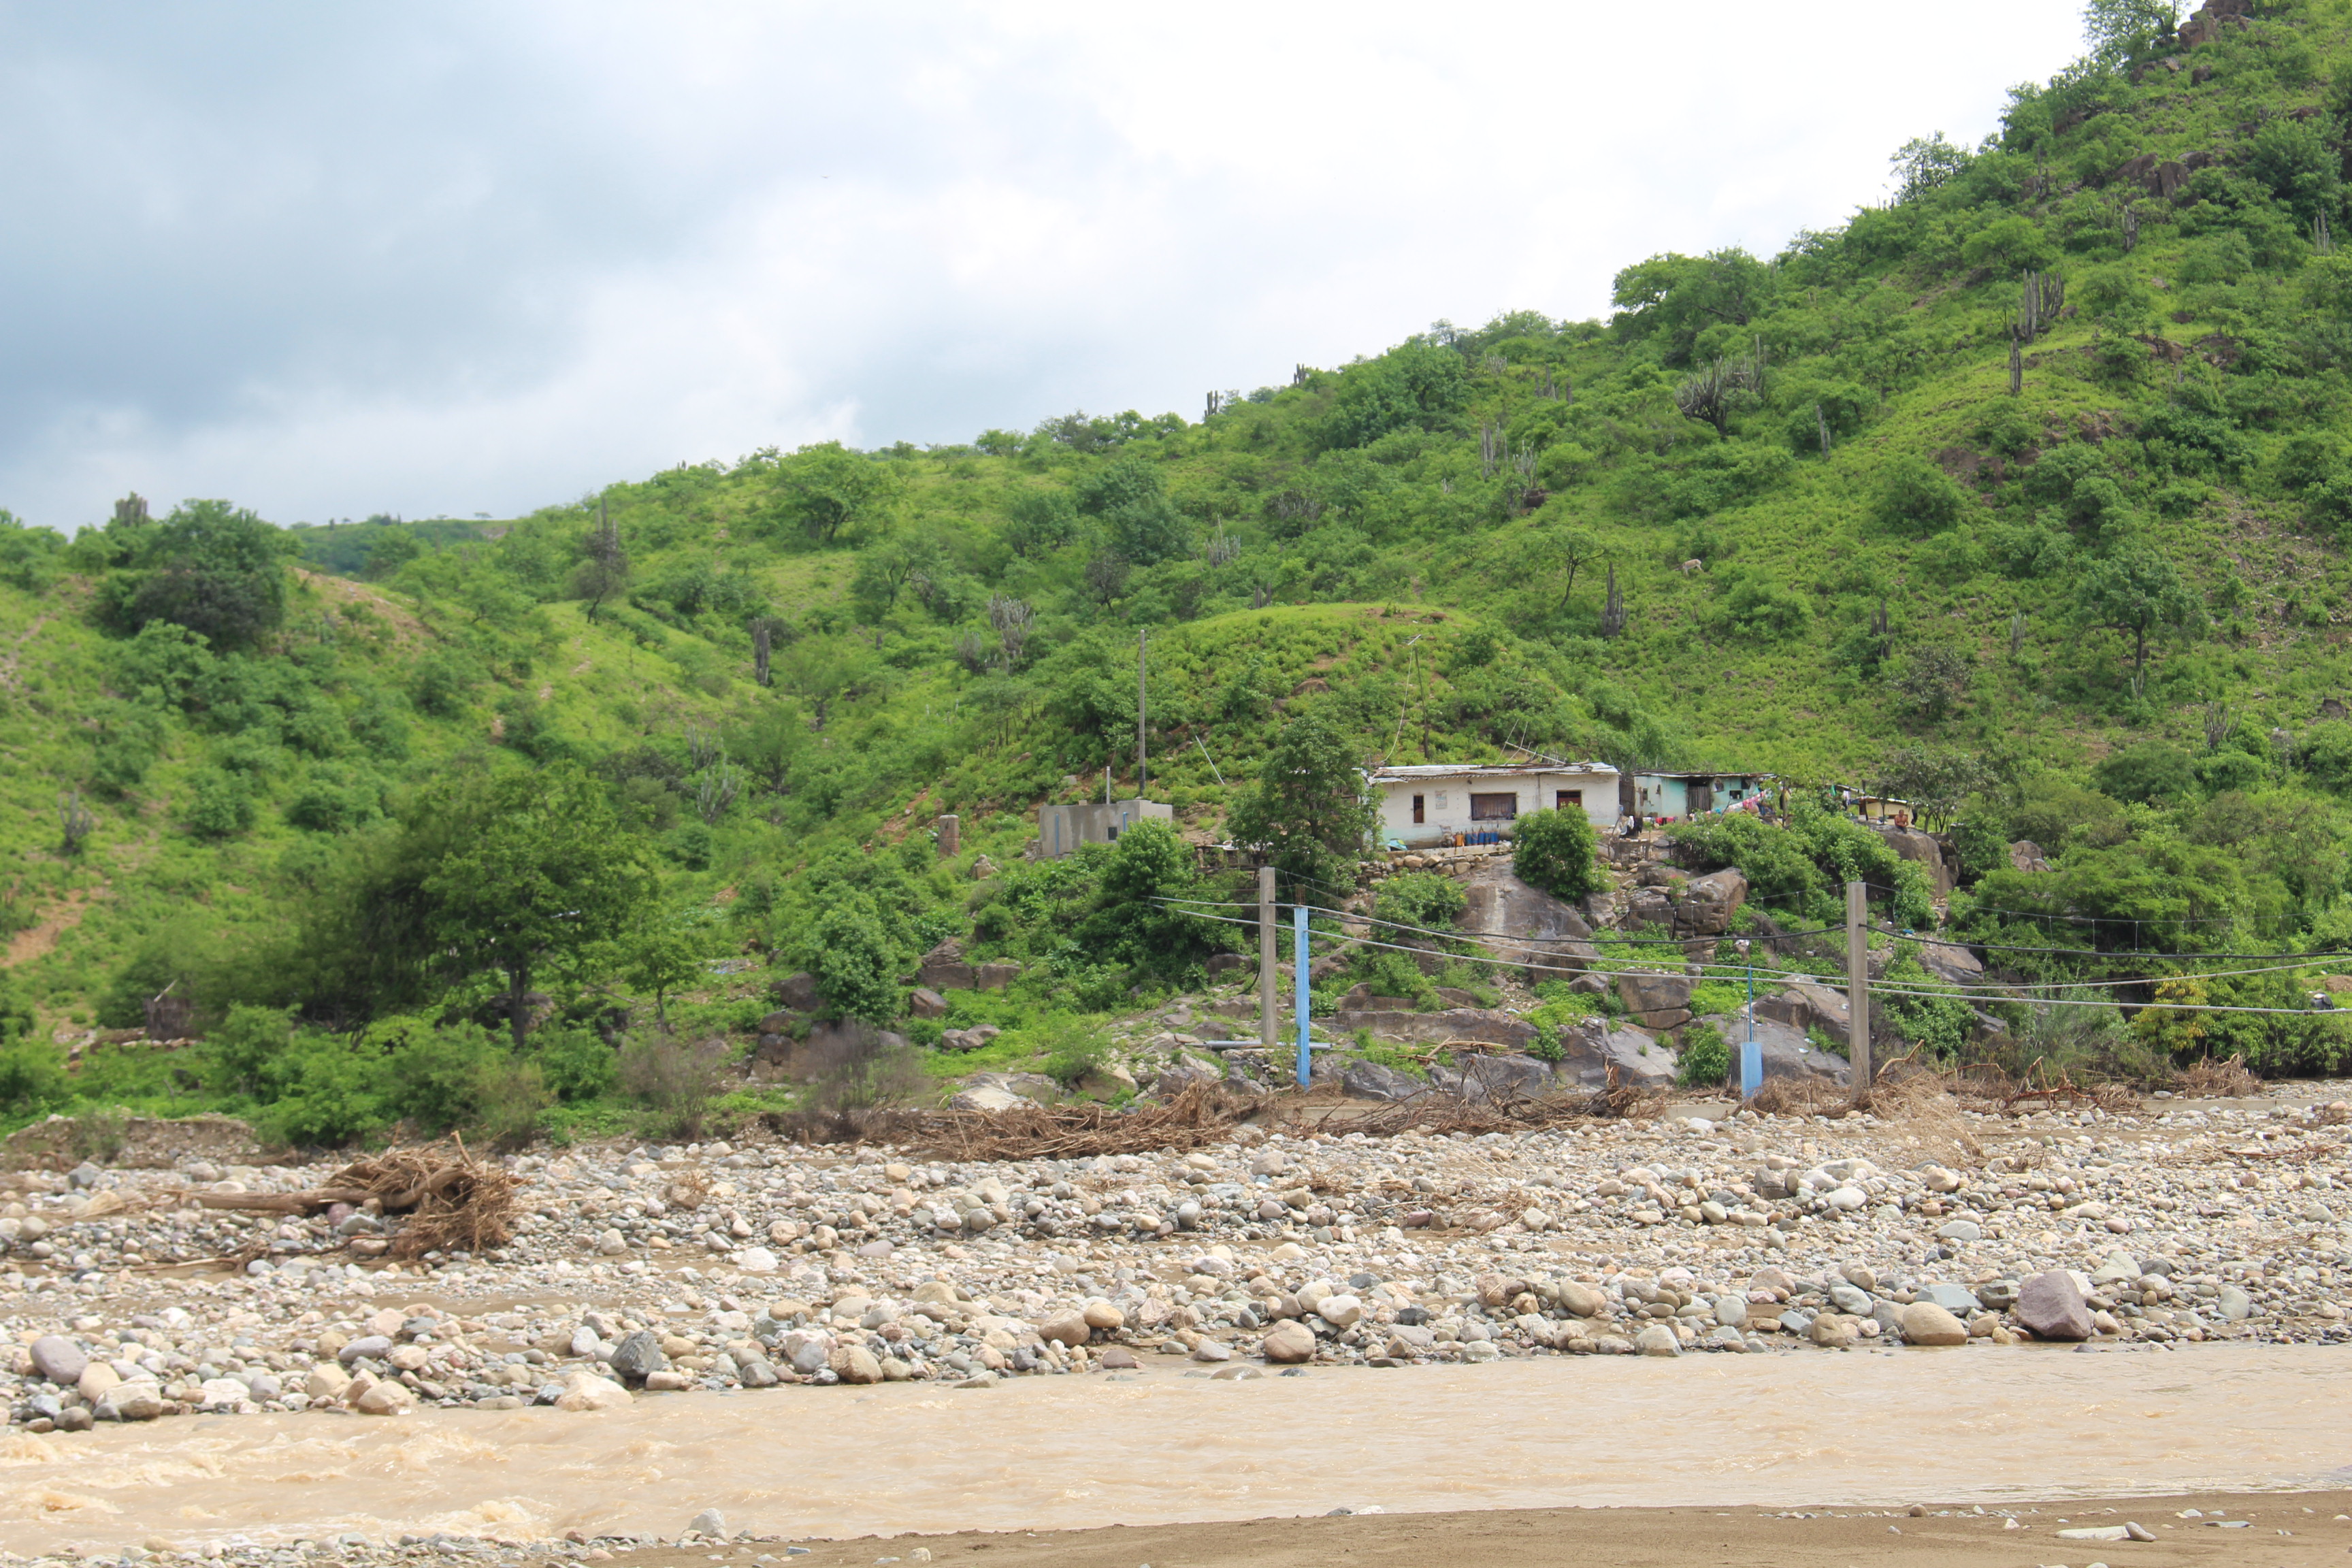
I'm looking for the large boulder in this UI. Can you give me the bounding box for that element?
[1754,980,1850,1049]
[948,1084,1036,1112]
[1457,862,1596,979]
[1615,969,1695,1028]
[915,947,979,991]
[771,972,819,1011]
[1872,823,1952,896]
[1328,1006,1537,1050]
[2015,1271,2093,1341]
[1450,1051,1556,1103]
[1673,868,1748,936]
[1339,1060,1429,1102]
[1551,1019,1679,1088]
[1688,1015,1849,1084]
[1916,941,1984,987]
[2008,840,2052,874]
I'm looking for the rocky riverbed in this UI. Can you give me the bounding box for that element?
[6,1080,2352,1452]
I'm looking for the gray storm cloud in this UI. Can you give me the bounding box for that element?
[0,1,2085,528]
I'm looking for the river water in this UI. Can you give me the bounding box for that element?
[6,1343,2347,1552]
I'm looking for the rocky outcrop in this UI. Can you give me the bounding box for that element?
[1755,979,1850,1048]
[1328,1006,1537,1050]
[1688,1015,1850,1085]
[1676,868,1748,935]
[911,939,976,992]
[1456,861,1599,980]
[1916,940,1984,987]
[2009,840,2052,874]
[1872,823,1952,897]
[1615,970,1695,1030]
[1547,1018,1679,1088]
[1339,1060,1428,1102]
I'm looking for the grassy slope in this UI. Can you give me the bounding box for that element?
[6,1,2352,1048]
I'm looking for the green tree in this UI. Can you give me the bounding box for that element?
[1960,214,2059,275]
[772,442,904,545]
[1511,807,1602,900]
[1872,454,1969,535]
[2245,117,2343,225]
[1886,642,1975,723]
[1073,819,1224,974]
[102,500,291,651]
[2082,0,2179,69]
[2077,544,2202,698]
[1889,133,1971,202]
[419,764,659,1048]
[2093,740,2197,804]
[794,890,903,1024]
[1225,710,1377,900]
[619,902,721,1027]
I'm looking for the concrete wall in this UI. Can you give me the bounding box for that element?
[1036,799,1174,858]
[1371,768,1618,849]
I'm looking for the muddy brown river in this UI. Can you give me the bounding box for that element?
[6,1343,2346,1552]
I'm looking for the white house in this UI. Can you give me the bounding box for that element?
[1366,762,1620,849]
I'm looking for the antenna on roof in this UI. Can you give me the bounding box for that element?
[1504,740,1573,767]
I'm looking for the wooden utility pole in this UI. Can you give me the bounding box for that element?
[1137,628,1148,798]
[1846,880,1872,1103]
[1258,866,1278,1049]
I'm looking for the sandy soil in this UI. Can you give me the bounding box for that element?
[605,1491,2352,1568]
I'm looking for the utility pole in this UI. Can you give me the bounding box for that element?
[1293,903,1311,1089]
[1258,866,1277,1050]
[1846,880,1872,1103]
[1137,627,1148,798]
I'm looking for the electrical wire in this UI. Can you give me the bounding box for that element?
[1866,984,2347,1018]
[1869,925,2347,964]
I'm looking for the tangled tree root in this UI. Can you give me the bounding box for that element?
[195,1138,522,1259]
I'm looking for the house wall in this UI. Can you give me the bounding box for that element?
[1373,768,1618,848]
[1037,799,1175,859]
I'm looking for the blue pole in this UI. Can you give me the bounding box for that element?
[1740,948,1761,1098]
[1294,903,1311,1089]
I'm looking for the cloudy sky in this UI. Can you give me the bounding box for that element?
[0,1,2088,530]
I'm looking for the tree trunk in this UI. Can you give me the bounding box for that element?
[508,963,532,1051]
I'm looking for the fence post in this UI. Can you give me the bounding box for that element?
[1258,866,1278,1050]
[1846,879,1872,1103]
[1294,903,1311,1089]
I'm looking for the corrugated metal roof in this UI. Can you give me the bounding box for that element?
[1367,762,1616,781]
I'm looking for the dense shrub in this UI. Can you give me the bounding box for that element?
[1512,807,1602,900]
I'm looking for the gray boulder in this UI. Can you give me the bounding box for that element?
[1457,861,1597,980]
[1674,868,1748,936]
[1689,1015,1848,1084]
[1918,1282,1982,1315]
[1873,823,1952,896]
[1615,970,1695,1018]
[29,1335,86,1384]
[1452,1052,1556,1103]
[1329,1006,1537,1050]
[1551,1019,1679,1088]
[1916,941,1984,986]
[2015,1271,2093,1341]
[772,971,819,1011]
[913,938,977,992]
[608,1330,670,1380]
[907,987,949,1019]
[1754,980,1850,1049]
[1339,1060,1428,1102]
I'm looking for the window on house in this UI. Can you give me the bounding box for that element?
[1556,789,1582,811]
[1411,794,1425,824]
[1469,792,1517,821]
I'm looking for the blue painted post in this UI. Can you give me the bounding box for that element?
[1294,903,1311,1089]
[1737,937,1761,1098]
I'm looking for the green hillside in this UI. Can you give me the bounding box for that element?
[7,0,2352,1137]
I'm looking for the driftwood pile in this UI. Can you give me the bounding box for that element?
[197,1139,522,1259]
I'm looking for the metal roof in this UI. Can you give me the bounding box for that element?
[1367,762,1617,781]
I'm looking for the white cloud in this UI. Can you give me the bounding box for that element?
[0,0,2087,528]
